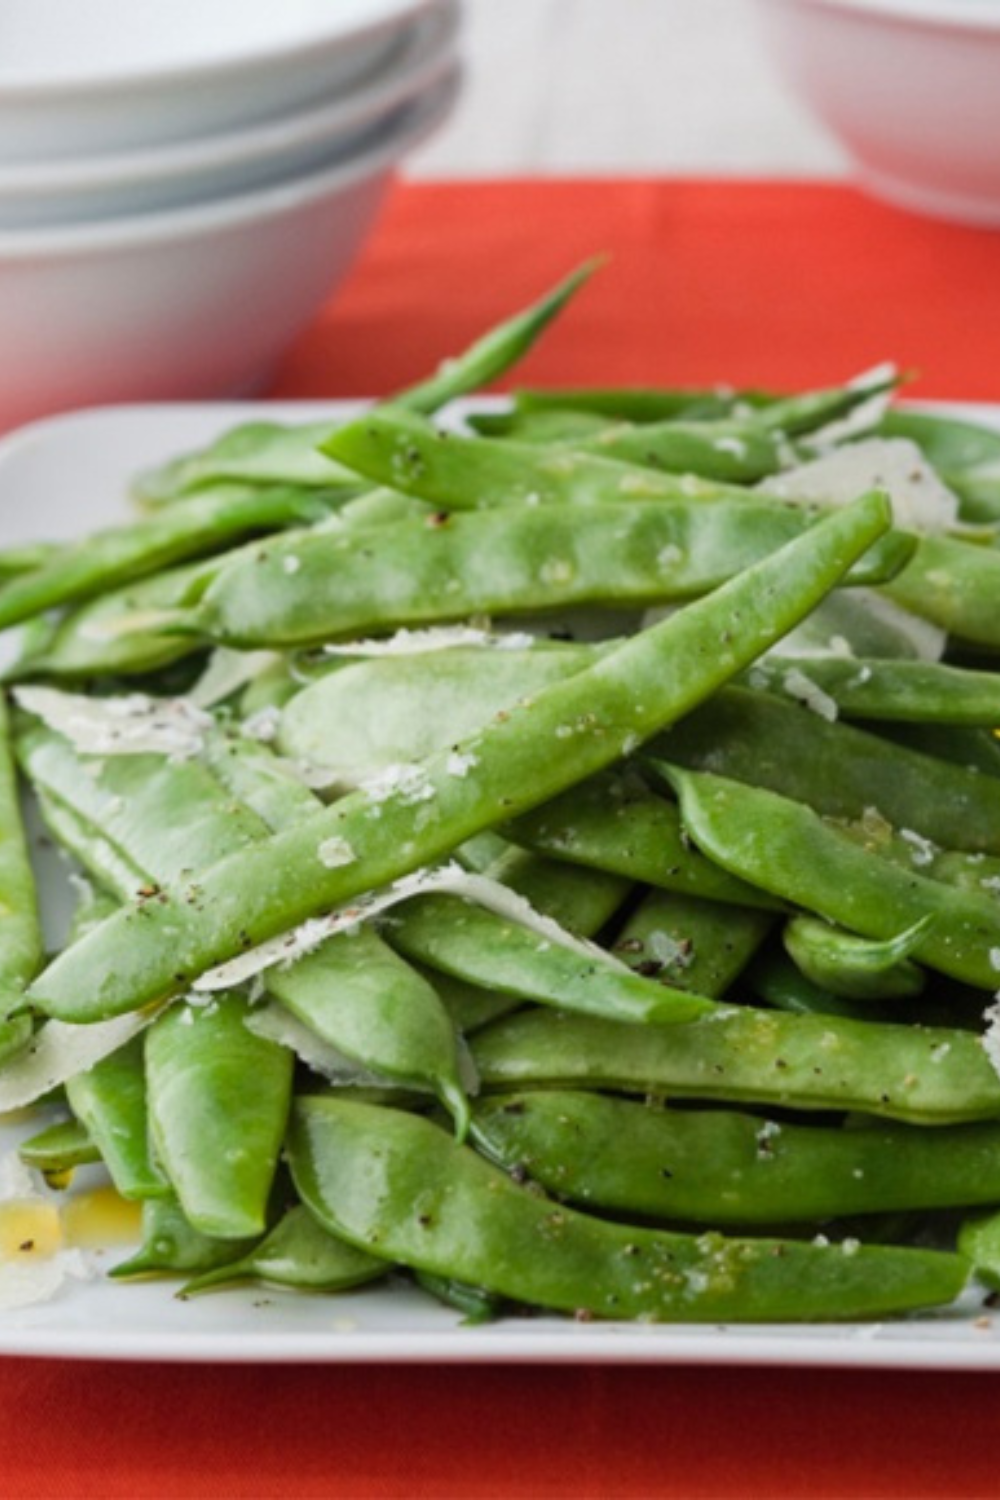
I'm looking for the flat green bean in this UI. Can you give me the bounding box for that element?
[145,994,293,1238]
[745,655,1000,725]
[181,1204,386,1296]
[472,1090,1000,1223]
[782,914,931,1001]
[578,416,798,483]
[18,1117,101,1176]
[883,535,1000,648]
[174,497,907,650]
[277,644,596,788]
[386,891,716,1025]
[265,922,471,1134]
[0,485,333,633]
[957,1210,1000,1290]
[323,406,741,510]
[0,695,43,1010]
[65,1034,167,1200]
[506,769,783,909]
[110,1192,260,1279]
[658,684,1000,855]
[16,715,271,884]
[657,763,1000,989]
[289,1097,966,1321]
[471,1007,1000,1124]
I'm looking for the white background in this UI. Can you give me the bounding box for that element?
[408,0,846,177]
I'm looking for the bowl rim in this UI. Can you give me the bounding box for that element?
[766,0,1000,31]
[0,3,457,197]
[0,0,436,100]
[0,68,459,261]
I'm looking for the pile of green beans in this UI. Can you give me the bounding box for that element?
[3,263,1000,1327]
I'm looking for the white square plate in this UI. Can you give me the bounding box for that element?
[1,397,999,1367]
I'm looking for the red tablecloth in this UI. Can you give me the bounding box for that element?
[6,179,1000,1500]
[271,178,1000,402]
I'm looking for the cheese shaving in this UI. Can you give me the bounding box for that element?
[243,1004,404,1088]
[321,626,536,657]
[757,437,960,534]
[780,668,839,722]
[188,649,279,709]
[241,706,283,743]
[15,687,213,760]
[805,367,897,450]
[0,1009,163,1112]
[982,996,1000,1085]
[193,863,633,994]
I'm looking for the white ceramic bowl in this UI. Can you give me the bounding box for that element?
[755,0,1000,225]
[0,71,458,433]
[0,0,436,163]
[0,2,458,230]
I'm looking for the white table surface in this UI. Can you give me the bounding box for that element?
[407,0,846,178]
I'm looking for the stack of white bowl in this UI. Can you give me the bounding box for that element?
[0,0,461,431]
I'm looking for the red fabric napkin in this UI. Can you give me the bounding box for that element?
[5,179,1000,1500]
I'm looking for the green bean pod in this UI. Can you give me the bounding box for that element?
[874,722,1000,780]
[745,655,1000,726]
[110,1193,260,1279]
[65,1034,167,1200]
[482,845,630,936]
[508,385,751,423]
[466,406,622,446]
[0,541,61,577]
[323,407,739,511]
[0,694,43,1009]
[883,535,1000,648]
[782,914,931,1000]
[16,716,271,884]
[0,485,335,633]
[612,888,773,998]
[392,258,602,415]
[277,644,596,787]
[288,1097,967,1321]
[175,497,908,650]
[28,491,895,1023]
[578,416,798,482]
[658,685,1000,856]
[500,372,894,436]
[18,1117,101,1176]
[748,946,894,1022]
[506,770,782,909]
[145,994,293,1238]
[657,763,1000,989]
[471,1090,1000,1224]
[265,923,471,1135]
[33,788,146,901]
[470,1008,1000,1124]
[133,424,360,505]
[414,1270,503,1324]
[7,558,216,682]
[427,848,632,1034]
[201,730,322,831]
[386,892,715,1026]
[181,1204,386,1297]
[957,1210,1000,1290]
